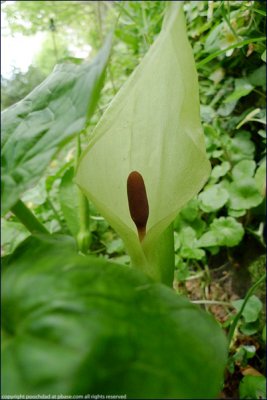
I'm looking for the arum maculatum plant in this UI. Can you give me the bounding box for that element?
[76,1,210,286]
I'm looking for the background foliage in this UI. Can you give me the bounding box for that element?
[1,1,266,398]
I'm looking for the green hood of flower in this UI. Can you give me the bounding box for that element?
[76,2,210,284]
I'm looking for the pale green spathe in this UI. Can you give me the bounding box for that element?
[76,2,210,283]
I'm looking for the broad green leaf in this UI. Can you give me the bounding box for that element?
[2,236,227,398]
[210,161,231,180]
[232,295,262,323]
[1,36,112,216]
[59,167,79,236]
[197,216,244,248]
[232,160,256,181]
[198,184,229,212]
[76,3,210,283]
[239,376,266,400]
[228,131,255,162]
[228,178,263,210]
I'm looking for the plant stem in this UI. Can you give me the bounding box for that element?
[11,199,49,234]
[228,273,266,346]
[75,133,91,253]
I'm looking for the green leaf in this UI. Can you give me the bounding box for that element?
[254,161,266,196]
[178,226,205,260]
[228,178,263,210]
[105,237,125,255]
[21,177,47,205]
[240,321,260,336]
[59,167,79,236]
[229,131,255,162]
[248,65,266,88]
[224,79,254,103]
[1,36,112,216]
[198,184,229,212]
[2,236,227,398]
[232,295,262,323]
[197,217,244,248]
[210,161,231,180]
[239,376,266,400]
[232,160,256,181]
[1,219,30,256]
[228,208,247,218]
[76,3,210,284]
[180,198,199,222]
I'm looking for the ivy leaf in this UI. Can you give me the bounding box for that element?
[197,217,244,248]
[198,184,229,212]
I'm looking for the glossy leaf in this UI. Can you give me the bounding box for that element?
[1,36,112,215]
[2,235,227,399]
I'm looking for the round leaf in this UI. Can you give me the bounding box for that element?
[229,131,255,162]
[198,184,229,212]
[228,178,263,210]
[210,161,231,180]
[197,217,244,248]
[232,160,256,181]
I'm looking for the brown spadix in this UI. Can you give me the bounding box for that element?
[127,171,149,242]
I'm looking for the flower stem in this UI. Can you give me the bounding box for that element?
[141,223,175,287]
[75,133,91,253]
[11,199,49,234]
